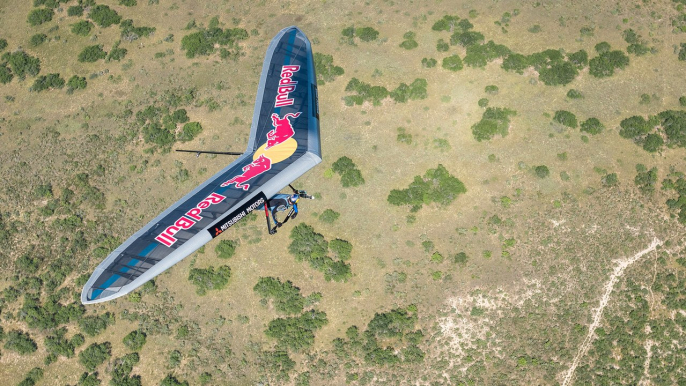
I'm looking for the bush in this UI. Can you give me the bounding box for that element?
[31,73,65,92]
[29,33,48,47]
[107,43,128,62]
[567,49,588,68]
[679,43,686,61]
[421,57,437,68]
[356,27,379,42]
[643,133,664,152]
[121,329,146,351]
[67,5,84,16]
[501,53,529,74]
[215,239,237,259]
[76,372,101,386]
[329,239,352,260]
[580,118,604,135]
[534,165,550,178]
[432,15,460,32]
[332,156,364,187]
[120,19,156,41]
[5,51,41,80]
[67,75,87,91]
[28,8,54,26]
[436,39,449,52]
[313,53,344,85]
[188,265,231,295]
[45,328,77,359]
[442,54,463,71]
[71,20,93,36]
[553,110,578,128]
[178,121,202,142]
[680,96,686,107]
[253,277,305,315]
[539,61,577,86]
[602,173,619,187]
[450,31,484,47]
[79,312,115,336]
[343,77,389,106]
[471,107,516,141]
[4,330,37,354]
[567,89,583,99]
[478,98,489,107]
[265,310,328,351]
[589,50,629,78]
[388,165,466,211]
[389,78,427,103]
[79,342,112,371]
[619,116,651,138]
[0,66,13,84]
[452,252,469,265]
[463,40,510,68]
[120,0,137,6]
[399,39,418,50]
[595,42,611,54]
[89,5,121,28]
[319,209,340,224]
[111,353,140,385]
[78,45,107,63]
[161,374,189,386]
[634,164,658,194]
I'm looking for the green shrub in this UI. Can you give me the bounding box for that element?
[67,75,87,91]
[329,239,352,260]
[450,31,484,47]
[188,265,231,295]
[0,66,14,84]
[534,165,550,178]
[595,41,611,54]
[79,312,115,336]
[107,42,128,62]
[71,20,93,36]
[4,330,37,355]
[161,374,189,386]
[122,329,146,351]
[567,89,583,99]
[89,5,121,28]
[31,73,65,92]
[120,0,137,6]
[79,342,112,371]
[332,156,364,187]
[442,54,463,71]
[389,78,427,102]
[400,39,418,50]
[4,51,41,80]
[485,85,499,94]
[679,43,686,61]
[319,209,340,224]
[288,223,352,282]
[421,57,437,68]
[580,118,604,135]
[0,38,7,51]
[388,165,466,211]
[313,53,344,85]
[602,173,619,187]
[177,121,202,142]
[111,353,140,385]
[67,5,84,16]
[215,239,237,259]
[539,61,577,86]
[452,252,469,265]
[436,39,449,52]
[356,27,379,42]
[29,33,48,47]
[254,277,305,315]
[28,8,54,26]
[78,45,107,62]
[76,372,101,386]
[501,53,529,74]
[589,50,629,78]
[553,110,578,128]
[463,40,510,68]
[634,164,658,194]
[120,19,156,41]
[643,133,664,152]
[619,116,651,138]
[471,107,516,141]
[343,77,389,106]
[679,96,686,107]
[265,310,328,351]
[567,49,588,68]
[432,15,460,32]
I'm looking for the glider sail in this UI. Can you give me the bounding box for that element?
[81,26,321,304]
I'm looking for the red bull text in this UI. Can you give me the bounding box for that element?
[275,65,300,107]
[155,192,227,247]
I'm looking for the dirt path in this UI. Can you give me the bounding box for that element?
[561,237,661,386]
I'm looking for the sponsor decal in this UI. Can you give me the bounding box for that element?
[155,192,226,247]
[266,112,301,149]
[220,154,272,191]
[275,65,300,107]
[211,192,268,237]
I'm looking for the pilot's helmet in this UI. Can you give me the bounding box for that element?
[289,194,299,204]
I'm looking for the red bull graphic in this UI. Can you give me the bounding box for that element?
[266,112,301,149]
[220,154,272,191]
[275,65,300,107]
[155,192,227,247]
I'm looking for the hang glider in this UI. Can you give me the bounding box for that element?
[81,26,321,304]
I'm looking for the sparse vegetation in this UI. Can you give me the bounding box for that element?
[388,164,466,211]
[313,53,344,85]
[188,265,231,295]
[181,26,247,58]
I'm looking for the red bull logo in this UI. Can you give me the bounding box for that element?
[155,192,227,247]
[275,65,300,107]
[220,154,272,191]
[266,112,301,149]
